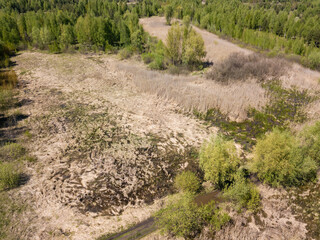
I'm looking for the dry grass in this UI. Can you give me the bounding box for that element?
[206,53,288,84]
[116,62,267,121]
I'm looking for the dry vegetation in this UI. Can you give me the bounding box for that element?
[206,53,288,84]
[116,62,267,121]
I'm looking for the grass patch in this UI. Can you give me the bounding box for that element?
[0,162,20,191]
[0,143,26,162]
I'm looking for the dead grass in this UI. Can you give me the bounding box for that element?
[116,62,267,121]
[206,53,288,84]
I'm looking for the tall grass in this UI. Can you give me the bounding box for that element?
[116,62,267,120]
[0,162,20,190]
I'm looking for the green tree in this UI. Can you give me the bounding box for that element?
[199,135,240,189]
[165,5,173,25]
[250,128,317,187]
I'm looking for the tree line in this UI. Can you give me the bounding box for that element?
[0,0,161,53]
[165,0,320,68]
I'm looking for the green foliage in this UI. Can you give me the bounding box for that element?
[199,135,240,189]
[118,47,133,60]
[166,24,206,68]
[224,169,260,212]
[165,5,174,25]
[299,121,320,166]
[0,143,26,162]
[307,50,320,69]
[0,162,20,190]
[154,193,229,239]
[174,171,201,193]
[250,128,317,187]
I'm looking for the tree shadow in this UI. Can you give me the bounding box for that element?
[0,114,29,128]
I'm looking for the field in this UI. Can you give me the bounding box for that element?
[2,16,320,240]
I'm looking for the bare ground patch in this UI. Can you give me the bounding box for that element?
[12,52,212,239]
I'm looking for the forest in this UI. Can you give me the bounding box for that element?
[0,0,319,68]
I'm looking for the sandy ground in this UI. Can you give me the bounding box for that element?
[13,52,212,240]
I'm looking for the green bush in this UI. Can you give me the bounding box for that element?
[0,162,20,190]
[174,171,201,193]
[307,50,320,69]
[118,48,132,60]
[155,193,229,239]
[199,135,240,189]
[0,143,26,162]
[224,170,260,212]
[250,128,317,187]
[149,54,165,70]
[142,52,154,64]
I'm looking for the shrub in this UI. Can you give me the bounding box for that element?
[142,52,154,64]
[155,193,229,239]
[224,170,260,212]
[0,162,20,190]
[174,171,201,193]
[118,48,132,60]
[199,135,240,189]
[307,50,320,69]
[250,128,317,187]
[149,54,165,70]
[206,53,286,84]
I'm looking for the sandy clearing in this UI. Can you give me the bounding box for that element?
[12,51,213,240]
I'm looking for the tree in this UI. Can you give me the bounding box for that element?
[250,128,317,187]
[165,24,206,67]
[166,24,183,65]
[199,135,240,189]
[165,5,173,25]
[183,28,206,66]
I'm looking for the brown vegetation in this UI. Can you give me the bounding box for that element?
[206,53,288,84]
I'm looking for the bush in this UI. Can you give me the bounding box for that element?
[206,53,286,84]
[155,193,229,239]
[224,170,260,212]
[174,171,201,193]
[0,162,20,190]
[199,135,240,189]
[250,128,317,187]
[307,50,320,69]
[118,48,132,60]
[142,52,154,64]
